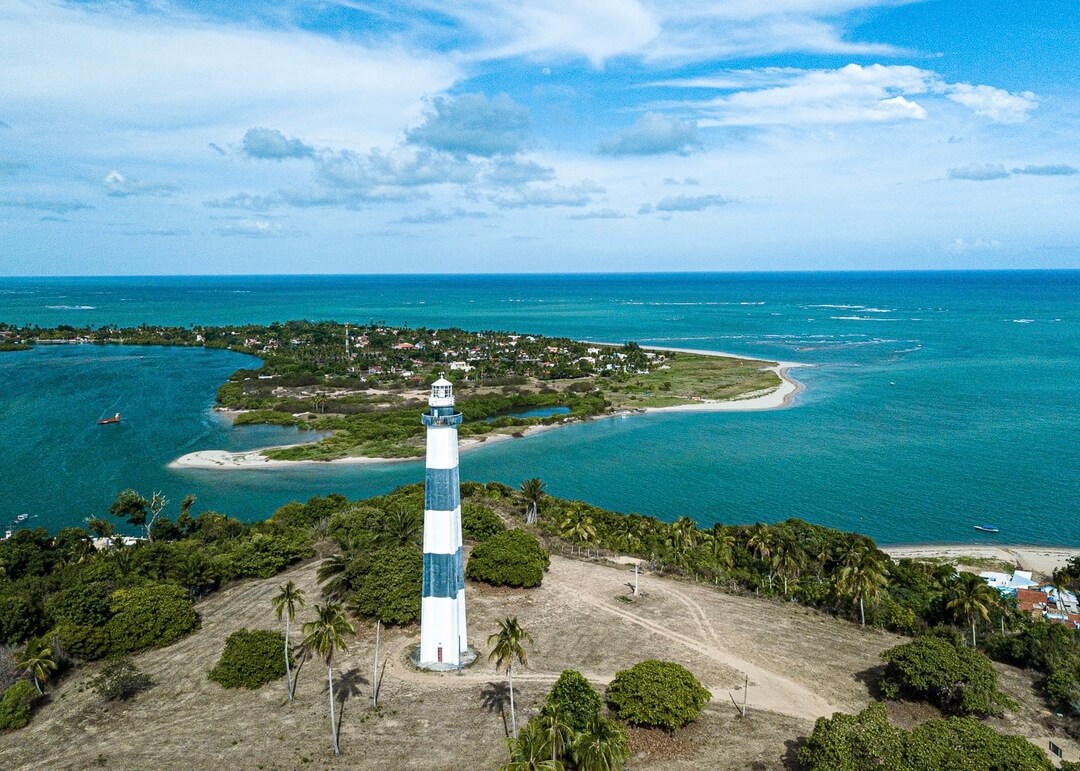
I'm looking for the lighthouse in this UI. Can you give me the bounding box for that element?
[418,376,469,669]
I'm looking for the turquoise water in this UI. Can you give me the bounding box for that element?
[1,272,1077,545]
[485,406,572,422]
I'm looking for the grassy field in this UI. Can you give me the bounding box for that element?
[2,550,1070,770]
[600,351,780,409]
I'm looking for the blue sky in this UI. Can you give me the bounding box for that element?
[0,0,1077,274]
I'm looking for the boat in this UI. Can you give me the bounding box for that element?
[15,514,28,523]
[974,525,1000,533]
[97,413,121,425]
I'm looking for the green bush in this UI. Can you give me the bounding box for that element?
[0,595,41,646]
[461,502,506,542]
[799,703,1052,771]
[0,680,38,730]
[92,657,153,701]
[904,716,1051,770]
[54,621,111,661]
[208,629,288,689]
[349,546,423,625]
[45,581,114,628]
[216,530,313,581]
[466,530,549,588]
[879,634,1014,717]
[106,584,199,654]
[605,660,710,730]
[546,669,602,731]
[798,702,903,770]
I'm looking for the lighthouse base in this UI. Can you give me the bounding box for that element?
[412,645,479,673]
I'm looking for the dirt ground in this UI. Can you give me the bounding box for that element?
[0,554,1072,770]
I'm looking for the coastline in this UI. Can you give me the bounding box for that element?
[170,346,806,471]
[883,544,1080,578]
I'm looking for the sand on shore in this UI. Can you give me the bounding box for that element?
[170,345,804,470]
[884,545,1080,578]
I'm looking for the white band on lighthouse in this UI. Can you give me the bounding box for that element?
[418,377,468,669]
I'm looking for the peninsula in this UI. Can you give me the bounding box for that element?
[0,321,802,465]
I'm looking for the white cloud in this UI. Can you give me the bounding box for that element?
[406,94,532,157]
[491,180,605,209]
[673,64,1037,127]
[599,112,700,156]
[945,84,1037,124]
[242,128,315,160]
[945,237,1003,254]
[654,193,730,211]
[216,219,303,238]
[567,208,627,219]
[103,170,178,197]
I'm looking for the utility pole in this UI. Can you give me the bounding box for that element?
[634,563,640,596]
[372,619,380,708]
[741,674,748,718]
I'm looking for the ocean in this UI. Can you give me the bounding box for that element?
[1,272,1077,545]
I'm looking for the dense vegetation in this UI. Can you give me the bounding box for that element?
[605,660,711,730]
[799,702,1052,770]
[208,629,289,689]
[1,320,778,460]
[879,630,1014,717]
[465,529,550,588]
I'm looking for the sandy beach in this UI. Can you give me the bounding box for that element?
[884,545,1080,578]
[170,346,804,470]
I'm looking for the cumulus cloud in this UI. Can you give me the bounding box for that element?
[947,164,1010,181]
[599,112,700,156]
[0,197,92,214]
[677,64,1037,127]
[567,208,626,220]
[215,219,302,238]
[655,193,730,212]
[407,93,531,157]
[103,170,178,197]
[483,158,555,187]
[242,127,315,160]
[119,227,190,236]
[663,177,699,186]
[945,83,1037,124]
[397,207,492,224]
[1013,164,1077,176]
[491,180,604,209]
[945,237,1003,254]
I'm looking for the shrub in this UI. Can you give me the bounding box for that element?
[466,530,549,588]
[54,622,111,662]
[349,546,423,625]
[605,660,710,730]
[799,703,1052,771]
[106,584,199,654]
[0,595,41,646]
[208,629,287,689]
[45,581,114,628]
[879,634,1014,717]
[799,702,903,771]
[546,669,602,731]
[461,503,506,543]
[0,680,38,730]
[92,657,153,701]
[216,530,313,581]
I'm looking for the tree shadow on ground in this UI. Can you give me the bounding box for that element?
[854,664,886,699]
[782,736,807,770]
[334,668,370,745]
[480,681,511,737]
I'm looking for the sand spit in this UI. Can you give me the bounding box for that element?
[170,346,805,470]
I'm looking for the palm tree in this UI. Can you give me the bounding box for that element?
[707,527,736,582]
[488,617,532,739]
[612,517,642,554]
[18,639,57,695]
[317,554,351,601]
[771,537,804,598]
[302,602,356,756]
[519,478,547,525]
[571,717,630,771]
[535,703,574,764]
[836,547,889,626]
[273,580,306,701]
[377,507,422,548]
[502,719,563,770]
[946,571,999,647]
[560,514,596,556]
[671,516,700,550]
[746,523,773,561]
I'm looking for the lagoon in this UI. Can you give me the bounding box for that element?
[1,271,1078,545]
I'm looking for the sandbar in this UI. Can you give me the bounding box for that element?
[883,544,1080,578]
[170,345,804,470]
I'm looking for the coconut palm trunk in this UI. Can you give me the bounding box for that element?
[328,662,339,756]
[284,615,293,700]
[859,594,865,627]
[508,661,517,738]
